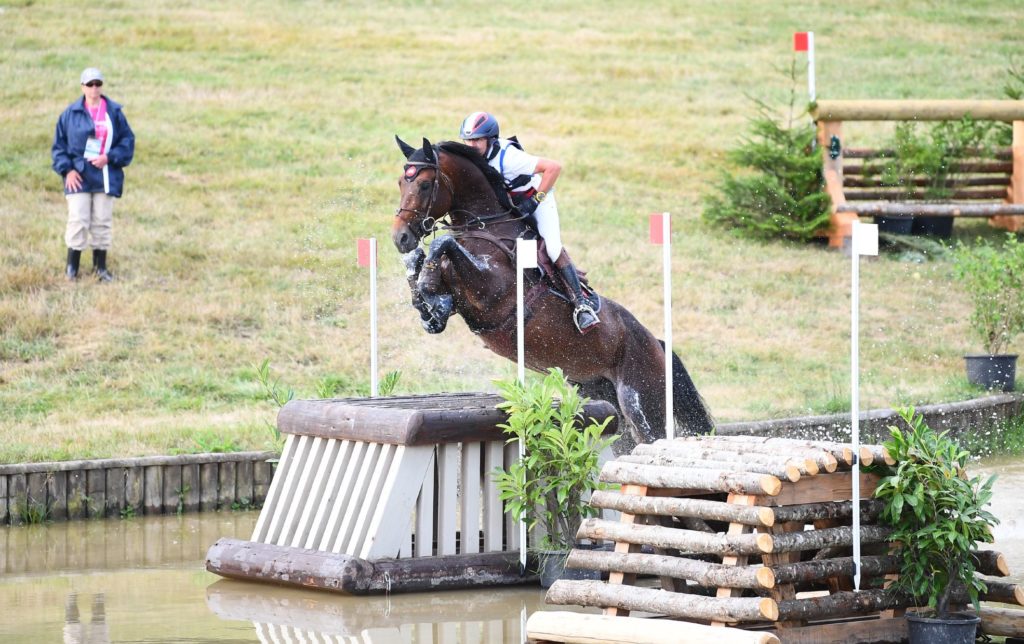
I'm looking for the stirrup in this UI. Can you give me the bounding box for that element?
[573,304,600,334]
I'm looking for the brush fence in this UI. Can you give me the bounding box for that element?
[206,392,617,594]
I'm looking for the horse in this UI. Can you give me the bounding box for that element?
[392,136,713,451]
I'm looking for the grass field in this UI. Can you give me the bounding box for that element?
[2,0,1022,462]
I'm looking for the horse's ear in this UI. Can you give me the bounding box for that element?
[395,135,415,160]
[422,138,436,163]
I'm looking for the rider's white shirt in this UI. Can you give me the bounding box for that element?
[488,139,542,193]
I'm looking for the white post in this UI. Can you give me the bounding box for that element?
[807,31,816,103]
[515,238,537,574]
[662,212,674,440]
[369,238,378,397]
[850,221,877,592]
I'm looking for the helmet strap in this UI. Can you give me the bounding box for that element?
[485,138,500,161]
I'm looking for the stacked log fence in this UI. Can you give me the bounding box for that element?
[539,435,1024,643]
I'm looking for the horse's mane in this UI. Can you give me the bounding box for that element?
[436,141,515,211]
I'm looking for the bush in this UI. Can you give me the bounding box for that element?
[952,234,1024,355]
[703,102,831,242]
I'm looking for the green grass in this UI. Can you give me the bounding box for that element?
[1,0,1022,462]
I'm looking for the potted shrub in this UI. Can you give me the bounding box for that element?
[491,367,617,587]
[952,234,1024,391]
[874,407,999,644]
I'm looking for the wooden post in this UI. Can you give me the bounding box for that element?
[992,119,1024,231]
[604,484,647,617]
[713,494,756,627]
[818,120,855,248]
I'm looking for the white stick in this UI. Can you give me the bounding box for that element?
[515,238,536,574]
[807,31,816,103]
[662,212,674,440]
[370,238,378,397]
[850,221,861,591]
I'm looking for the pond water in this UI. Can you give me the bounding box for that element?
[1,458,1021,642]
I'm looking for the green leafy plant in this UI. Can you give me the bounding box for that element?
[703,63,831,242]
[874,407,999,618]
[378,370,402,396]
[17,502,50,525]
[191,429,240,454]
[952,234,1024,355]
[491,368,617,551]
[870,117,999,201]
[120,506,137,520]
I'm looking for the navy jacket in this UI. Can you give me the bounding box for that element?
[51,96,135,197]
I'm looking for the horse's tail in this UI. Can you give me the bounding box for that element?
[658,340,715,435]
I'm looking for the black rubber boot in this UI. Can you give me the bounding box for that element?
[557,263,600,333]
[93,249,113,282]
[66,248,81,280]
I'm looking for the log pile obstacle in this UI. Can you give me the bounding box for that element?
[538,435,1022,644]
[205,393,617,594]
[811,99,1024,248]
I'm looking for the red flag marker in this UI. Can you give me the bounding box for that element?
[794,31,809,51]
[357,238,372,267]
[649,213,670,245]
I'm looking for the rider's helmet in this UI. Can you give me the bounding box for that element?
[459,112,499,141]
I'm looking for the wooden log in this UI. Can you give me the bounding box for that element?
[757,525,893,554]
[618,454,800,482]
[845,174,1012,186]
[770,555,899,585]
[253,459,273,505]
[566,549,775,590]
[162,465,183,515]
[843,146,1013,160]
[858,446,895,467]
[771,500,884,525]
[845,188,1010,201]
[200,463,218,512]
[45,471,67,521]
[67,470,87,520]
[654,438,837,473]
[577,518,763,556]
[27,472,47,519]
[835,202,1024,217]
[218,460,237,510]
[180,463,200,513]
[7,474,26,525]
[526,611,782,644]
[546,579,779,623]
[589,490,775,527]
[973,550,1010,577]
[980,606,1024,638]
[0,475,7,525]
[979,580,1024,605]
[777,588,912,622]
[769,615,908,644]
[599,462,781,497]
[686,436,855,468]
[812,99,1024,122]
[86,469,106,518]
[104,467,125,518]
[143,465,162,515]
[125,467,144,516]
[206,537,533,594]
[634,444,819,476]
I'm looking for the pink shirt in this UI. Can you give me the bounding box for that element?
[86,98,109,152]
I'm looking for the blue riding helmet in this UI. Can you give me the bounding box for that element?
[459,112,499,140]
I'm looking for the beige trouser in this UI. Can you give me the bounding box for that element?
[65,192,114,250]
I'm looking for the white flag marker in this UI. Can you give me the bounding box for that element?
[515,237,537,574]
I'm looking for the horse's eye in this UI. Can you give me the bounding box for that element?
[419,181,431,192]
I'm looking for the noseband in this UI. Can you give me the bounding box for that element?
[395,160,453,238]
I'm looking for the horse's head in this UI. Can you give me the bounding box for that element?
[393,136,453,253]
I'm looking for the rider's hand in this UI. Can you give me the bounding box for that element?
[64,170,83,192]
[517,195,539,216]
[89,154,108,169]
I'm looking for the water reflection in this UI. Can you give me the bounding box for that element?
[976,457,1024,584]
[63,593,109,644]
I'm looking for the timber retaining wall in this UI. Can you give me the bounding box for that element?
[0,451,277,526]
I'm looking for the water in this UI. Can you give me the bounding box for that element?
[1,458,1021,642]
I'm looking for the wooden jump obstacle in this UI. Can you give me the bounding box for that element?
[205,392,617,594]
[530,435,1024,644]
[812,100,1024,248]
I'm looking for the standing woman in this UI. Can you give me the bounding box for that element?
[51,67,135,281]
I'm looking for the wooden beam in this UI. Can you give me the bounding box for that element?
[604,483,646,617]
[565,549,775,589]
[768,615,908,644]
[526,611,782,644]
[835,202,1024,217]
[769,472,880,506]
[770,499,883,525]
[979,605,1024,638]
[992,119,1024,231]
[599,461,781,496]
[578,518,764,556]
[756,525,892,554]
[813,100,1024,122]
[589,490,775,527]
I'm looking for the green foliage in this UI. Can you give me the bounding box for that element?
[120,505,137,520]
[491,368,617,551]
[254,359,295,408]
[17,502,50,525]
[952,234,1024,355]
[703,65,831,242]
[378,370,402,397]
[191,430,241,454]
[869,117,1000,201]
[874,407,999,618]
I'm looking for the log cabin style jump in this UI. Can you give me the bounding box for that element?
[811,99,1024,248]
[535,434,1021,644]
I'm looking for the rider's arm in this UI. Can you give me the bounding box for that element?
[533,157,561,196]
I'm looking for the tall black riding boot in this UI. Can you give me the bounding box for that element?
[93,249,113,282]
[65,248,81,280]
[556,262,600,333]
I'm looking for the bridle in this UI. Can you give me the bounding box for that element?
[395,160,453,239]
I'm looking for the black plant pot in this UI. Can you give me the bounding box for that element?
[965,354,1018,392]
[537,545,601,588]
[911,215,954,238]
[906,611,980,644]
[875,214,914,235]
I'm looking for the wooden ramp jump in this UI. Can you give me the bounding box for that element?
[206,393,617,594]
[531,435,1024,644]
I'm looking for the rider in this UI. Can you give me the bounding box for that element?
[459,111,599,333]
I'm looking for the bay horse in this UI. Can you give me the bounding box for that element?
[392,136,713,451]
